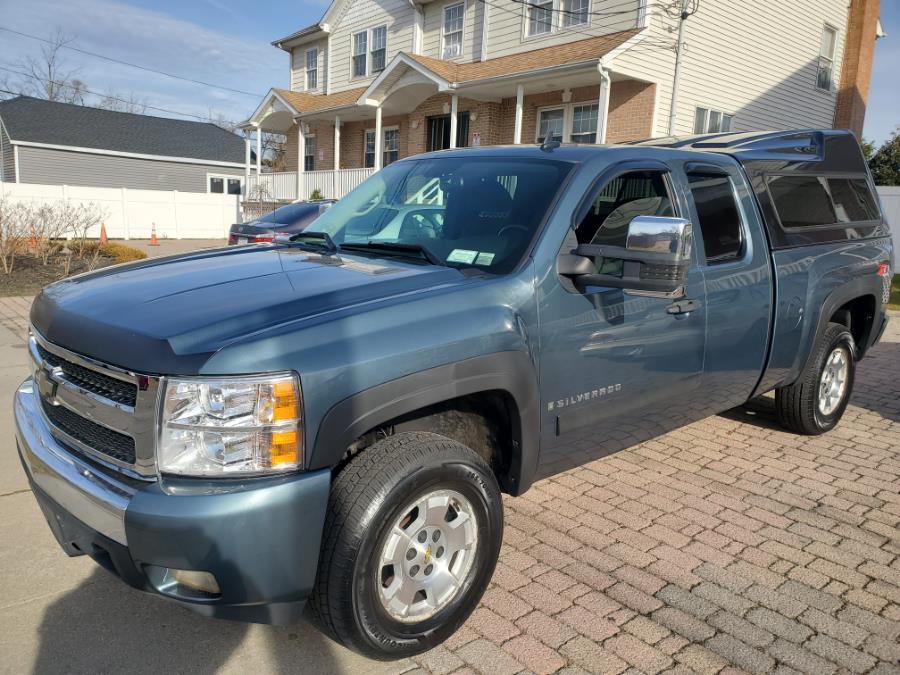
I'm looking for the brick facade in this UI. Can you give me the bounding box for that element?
[834,0,881,137]
[283,80,655,173]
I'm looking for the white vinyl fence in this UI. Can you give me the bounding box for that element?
[877,186,900,245]
[0,182,241,239]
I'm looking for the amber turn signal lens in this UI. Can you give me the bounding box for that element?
[269,430,299,465]
[271,381,300,422]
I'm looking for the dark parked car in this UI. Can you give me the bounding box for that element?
[228,200,336,244]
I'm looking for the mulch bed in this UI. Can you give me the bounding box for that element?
[0,254,115,297]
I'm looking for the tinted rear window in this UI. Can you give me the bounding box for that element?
[256,203,320,225]
[767,175,879,228]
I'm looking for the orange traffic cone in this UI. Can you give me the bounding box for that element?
[100,222,108,244]
[149,224,159,247]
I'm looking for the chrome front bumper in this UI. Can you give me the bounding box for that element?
[14,378,135,545]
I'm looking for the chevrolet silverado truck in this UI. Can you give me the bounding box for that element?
[15,129,893,658]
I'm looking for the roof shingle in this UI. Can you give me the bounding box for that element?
[0,96,245,163]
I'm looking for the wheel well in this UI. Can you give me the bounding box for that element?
[830,295,876,357]
[340,391,520,493]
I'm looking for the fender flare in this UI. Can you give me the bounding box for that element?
[793,275,882,382]
[310,351,541,495]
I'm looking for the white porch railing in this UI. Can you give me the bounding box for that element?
[247,168,375,202]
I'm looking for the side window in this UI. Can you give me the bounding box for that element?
[687,172,743,263]
[767,175,880,228]
[575,170,675,246]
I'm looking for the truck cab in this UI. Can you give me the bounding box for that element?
[15,130,892,659]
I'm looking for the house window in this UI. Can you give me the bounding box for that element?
[443,3,465,59]
[570,103,598,143]
[371,25,387,73]
[304,135,315,172]
[364,128,400,167]
[383,128,399,166]
[817,25,837,91]
[352,31,368,78]
[364,130,376,168]
[306,49,318,90]
[537,108,565,142]
[526,0,554,36]
[208,175,242,194]
[693,107,733,134]
[562,0,588,27]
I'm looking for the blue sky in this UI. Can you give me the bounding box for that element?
[0,0,896,143]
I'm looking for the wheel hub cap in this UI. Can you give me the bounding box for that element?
[377,489,478,623]
[818,346,849,416]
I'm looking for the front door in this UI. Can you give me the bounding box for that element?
[427,113,470,151]
[536,164,708,477]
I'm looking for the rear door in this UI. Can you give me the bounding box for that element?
[673,158,773,410]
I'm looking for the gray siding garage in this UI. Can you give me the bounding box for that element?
[16,146,244,192]
[0,96,247,193]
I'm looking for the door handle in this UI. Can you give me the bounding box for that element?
[667,298,700,316]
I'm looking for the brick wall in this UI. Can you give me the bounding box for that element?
[834,0,881,137]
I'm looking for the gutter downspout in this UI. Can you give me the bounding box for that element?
[409,0,424,54]
[596,60,611,144]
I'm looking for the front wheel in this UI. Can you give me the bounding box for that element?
[775,322,856,435]
[308,432,503,659]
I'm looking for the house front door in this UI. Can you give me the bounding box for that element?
[427,113,470,151]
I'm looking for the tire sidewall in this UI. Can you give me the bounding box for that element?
[350,456,503,656]
[812,328,856,432]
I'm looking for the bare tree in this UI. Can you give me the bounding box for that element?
[18,29,86,103]
[261,132,287,171]
[205,109,239,133]
[97,90,147,114]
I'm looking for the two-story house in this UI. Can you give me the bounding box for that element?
[239,0,883,202]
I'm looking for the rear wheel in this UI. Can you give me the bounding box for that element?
[775,322,856,435]
[309,432,503,659]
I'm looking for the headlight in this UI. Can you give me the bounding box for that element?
[158,373,302,476]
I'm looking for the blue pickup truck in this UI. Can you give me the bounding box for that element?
[15,129,892,658]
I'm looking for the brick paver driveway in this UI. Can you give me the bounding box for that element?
[5,296,899,675]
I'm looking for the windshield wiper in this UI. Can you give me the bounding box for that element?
[340,242,443,266]
[285,231,340,254]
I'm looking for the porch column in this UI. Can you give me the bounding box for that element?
[596,64,611,144]
[243,132,251,195]
[254,125,262,174]
[297,122,306,200]
[449,95,458,149]
[374,106,383,170]
[334,116,341,170]
[513,85,524,144]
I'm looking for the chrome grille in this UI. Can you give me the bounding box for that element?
[29,330,160,479]
[35,342,137,407]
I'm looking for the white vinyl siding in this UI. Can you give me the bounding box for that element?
[611,0,847,137]
[486,0,640,58]
[290,38,327,91]
[329,0,415,92]
[423,0,482,62]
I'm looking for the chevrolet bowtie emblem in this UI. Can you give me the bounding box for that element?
[36,368,58,403]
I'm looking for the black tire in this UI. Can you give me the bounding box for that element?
[308,431,503,659]
[775,322,856,435]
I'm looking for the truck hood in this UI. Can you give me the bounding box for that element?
[31,245,473,374]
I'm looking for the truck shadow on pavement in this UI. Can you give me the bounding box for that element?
[32,569,351,675]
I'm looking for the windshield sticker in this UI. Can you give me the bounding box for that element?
[447,249,479,264]
[475,252,495,266]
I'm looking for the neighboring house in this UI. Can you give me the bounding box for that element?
[0,96,248,194]
[239,0,883,197]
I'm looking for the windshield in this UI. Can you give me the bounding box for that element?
[309,156,573,273]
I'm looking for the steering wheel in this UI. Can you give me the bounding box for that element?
[406,211,442,238]
[352,191,383,216]
[498,224,529,238]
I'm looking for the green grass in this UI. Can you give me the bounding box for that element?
[889,274,900,311]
